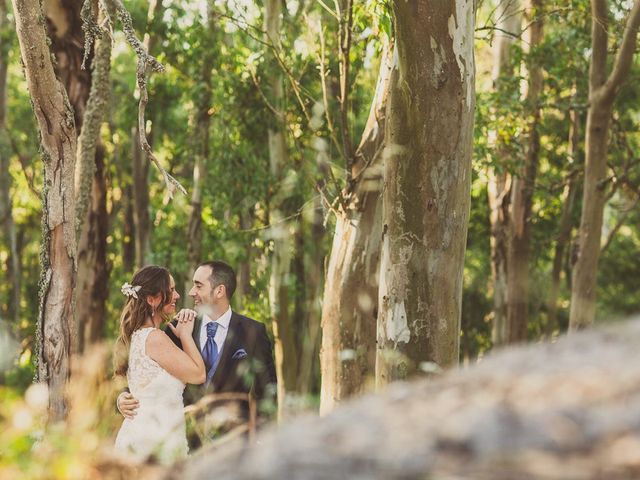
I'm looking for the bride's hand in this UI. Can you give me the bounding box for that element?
[169,309,196,339]
[175,308,197,324]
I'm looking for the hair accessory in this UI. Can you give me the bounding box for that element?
[121,282,142,299]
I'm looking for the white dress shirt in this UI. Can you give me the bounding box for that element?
[198,307,232,355]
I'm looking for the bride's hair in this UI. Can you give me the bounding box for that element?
[114,265,173,376]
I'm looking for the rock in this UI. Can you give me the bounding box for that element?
[167,319,640,480]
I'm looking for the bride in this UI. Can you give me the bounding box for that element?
[114,265,205,463]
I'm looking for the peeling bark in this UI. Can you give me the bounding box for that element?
[13,0,78,420]
[376,0,474,384]
[319,44,393,415]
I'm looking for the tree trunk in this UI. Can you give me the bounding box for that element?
[235,209,253,312]
[185,5,215,301]
[132,126,150,268]
[122,183,136,273]
[546,104,580,336]
[506,0,544,343]
[74,3,112,353]
[296,194,324,395]
[376,0,474,384]
[264,0,298,418]
[319,44,393,415]
[487,0,520,346]
[44,0,90,130]
[569,0,640,330]
[12,0,78,420]
[0,0,20,325]
[76,147,109,352]
[131,0,163,269]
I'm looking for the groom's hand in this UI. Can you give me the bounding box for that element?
[117,392,139,419]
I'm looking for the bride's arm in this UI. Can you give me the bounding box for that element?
[146,329,206,384]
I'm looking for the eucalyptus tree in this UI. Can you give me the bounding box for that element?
[319,40,392,414]
[73,0,112,353]
[0,0,20,325]
[376,0,475,383]
[505,0,545,343]
[131,0,164,269]
[486,0,521,345]
[12,0,79,419]
[263,0,298,416]
[570,0,640,329]
[184,3,217,299]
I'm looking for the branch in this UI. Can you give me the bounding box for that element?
[76,0,112,240]
[600,193,640,254]
[337,0,355,185]
[589,0,610,90]
[104,0,187,198]
[219,10,314,123]
[315,19,343,157]
[601,0,640,101]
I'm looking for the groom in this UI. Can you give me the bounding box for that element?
[118,260,277,444]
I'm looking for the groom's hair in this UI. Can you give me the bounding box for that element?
[199,260,236,300]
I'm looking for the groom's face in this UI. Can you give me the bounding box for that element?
[189,266,218,309]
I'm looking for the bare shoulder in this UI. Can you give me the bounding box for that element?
[146,328,174,351]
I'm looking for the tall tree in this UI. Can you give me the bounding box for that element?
[132,0,164,269]
[296,194,323,395]
[546,103,579,336]
[487,0,521,346]
[12,0,78,420]
[569,0,640,329]
[319,43,393,415]
[0,0,20,325]
[376,0,474,384]
[73,0,112,353]
[185,4,216,300]
[506,0,545,343]
[264,0,297,416]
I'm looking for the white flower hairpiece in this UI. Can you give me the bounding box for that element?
[121,282,142,299]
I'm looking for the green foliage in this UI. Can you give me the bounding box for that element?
[467,0,640,348]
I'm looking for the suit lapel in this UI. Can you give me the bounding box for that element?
[192,315,203,349]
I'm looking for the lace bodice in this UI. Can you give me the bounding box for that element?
[127,327,164,393]
[115,327,188,463]
[126,327,185,400]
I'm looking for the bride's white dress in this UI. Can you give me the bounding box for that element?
[115,327,188,463]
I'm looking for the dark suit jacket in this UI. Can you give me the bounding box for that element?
[165,311,277,416]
